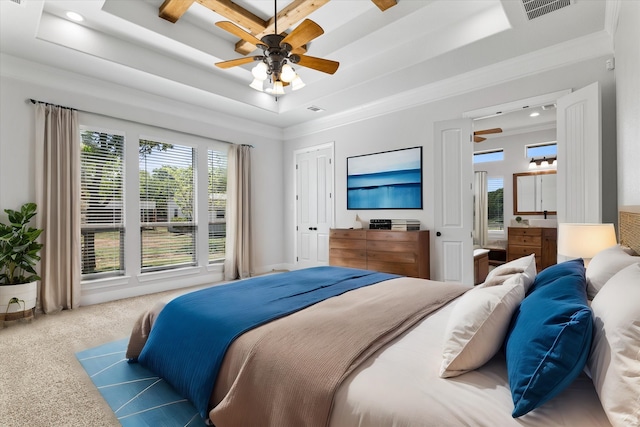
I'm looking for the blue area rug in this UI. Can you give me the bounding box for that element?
[76,338,208,427]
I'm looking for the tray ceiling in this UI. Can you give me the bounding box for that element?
[0,0,608,132]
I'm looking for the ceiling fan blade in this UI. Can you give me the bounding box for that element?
[280,19,324,51]
[371,0,397,11]
[474,127,503,136]
[215,57,257,69]
[294,55,339,74]
[474,135,486,143]
[215,21,263,48]
[290,46,307,55]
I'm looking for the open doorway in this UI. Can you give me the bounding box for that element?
[464,91,565,275]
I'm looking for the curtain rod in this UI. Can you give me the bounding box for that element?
[29,98,77,111]
[27,98,247,147]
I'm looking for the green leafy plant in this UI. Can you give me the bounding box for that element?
[0,203,44,285]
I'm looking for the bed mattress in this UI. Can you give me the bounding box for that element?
[128,277,611,427]
[329,295,611,427]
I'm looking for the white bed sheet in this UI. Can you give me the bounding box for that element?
[131,279,611,427]
[330,297,612,427]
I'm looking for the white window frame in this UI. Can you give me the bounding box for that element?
[473,148,504,164]
[78,112,229,289]
[79,125,127,280]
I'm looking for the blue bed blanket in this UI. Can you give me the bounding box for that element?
[136,266,399,418]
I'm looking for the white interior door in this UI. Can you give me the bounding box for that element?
[433,118,474,285]
[556,82,602,224]
[295,145,334,268]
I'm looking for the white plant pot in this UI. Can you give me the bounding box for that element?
[0,281,37,313]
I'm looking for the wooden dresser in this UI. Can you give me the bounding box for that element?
[329,229,430,279]
[507,227,557,272]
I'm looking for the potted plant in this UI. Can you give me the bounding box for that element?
[0,202,43,321]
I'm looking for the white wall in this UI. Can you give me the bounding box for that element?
[0,57,285,305]
[283,56,617,267]
[614,0,640,207]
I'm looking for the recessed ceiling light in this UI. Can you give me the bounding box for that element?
[529,111,540,117]
[66,11,84,22]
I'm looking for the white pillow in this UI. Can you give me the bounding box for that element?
[483,254,537,291]
[439,273,526,378]
[588,262,640,427]
[586,244,639,299]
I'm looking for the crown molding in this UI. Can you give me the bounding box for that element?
[0,53,283,142]
[283,30,614,141]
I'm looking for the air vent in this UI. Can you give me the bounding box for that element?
[541,103,557,110]
[9,0,25,5]
[307,105,325,113]
[521,0,572,20]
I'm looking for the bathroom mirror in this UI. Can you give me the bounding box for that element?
[513,171,557,215]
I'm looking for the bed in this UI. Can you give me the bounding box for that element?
[127,209,640,427]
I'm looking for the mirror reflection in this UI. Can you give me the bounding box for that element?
[513,171,557,215]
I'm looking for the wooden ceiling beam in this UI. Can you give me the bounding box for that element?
[196,0,268,33]
[159,0,196,23]
[160,0,395,55]
[234,0,330,55]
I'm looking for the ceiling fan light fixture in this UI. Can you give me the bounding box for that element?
[272,80,285,95]
[249,78,264,91]
[280,64,297,83]
[252,62,268,81]
[291,75,305,91]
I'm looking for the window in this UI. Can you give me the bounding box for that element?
[526,142,557,158]
[474,149,504,164]
[80,129,125,278]
[488,177,504,231]
[139,139,196,271]
[80,116,229,284]
[208,150,227,262]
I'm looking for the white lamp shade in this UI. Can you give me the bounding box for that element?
[251,62,268,81]
[249,78,264,91]
[558,223,617,259]
[272,80,285,95]
[280,64,296,83]
[291,75,305,91]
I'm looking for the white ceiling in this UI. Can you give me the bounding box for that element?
[0,0,609,136]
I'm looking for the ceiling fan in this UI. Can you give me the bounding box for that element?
[214,1,339,94]
[473,128,503,142]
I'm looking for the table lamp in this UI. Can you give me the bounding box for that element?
[557,223,617,266]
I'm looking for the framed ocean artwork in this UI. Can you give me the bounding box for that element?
[347,146,423,209]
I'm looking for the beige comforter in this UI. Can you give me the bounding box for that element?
[127,277,468,427]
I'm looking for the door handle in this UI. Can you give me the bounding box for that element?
[309,227,317,231]
[436,231,442,237]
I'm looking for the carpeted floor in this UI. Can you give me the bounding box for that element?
[0,288,199,427]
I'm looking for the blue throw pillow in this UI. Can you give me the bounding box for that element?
[505,259,593,417]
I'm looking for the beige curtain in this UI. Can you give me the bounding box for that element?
[224,144,252,280]
[34,103,81,313]
[473,171,489,248]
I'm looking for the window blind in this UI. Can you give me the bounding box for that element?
[208,149,228,262]
[487,177,504,231]
[80,130,125,277]
[139,139,196,271]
